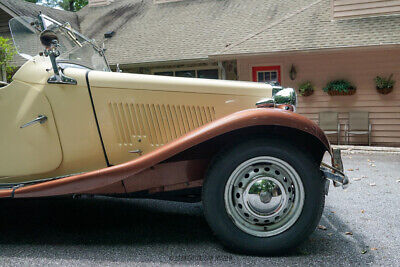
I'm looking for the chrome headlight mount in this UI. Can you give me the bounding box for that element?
[274,88,297,107]
[256,87,297,111]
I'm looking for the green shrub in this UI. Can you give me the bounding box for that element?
[323,79,355,93]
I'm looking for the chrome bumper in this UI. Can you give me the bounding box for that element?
[320,149,349,189]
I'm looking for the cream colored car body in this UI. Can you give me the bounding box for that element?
[0,56,272,184]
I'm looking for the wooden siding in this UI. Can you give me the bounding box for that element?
[332,0,400,19]
[88,0,112,7]
[154,0,184,3]
[237,48,400,146]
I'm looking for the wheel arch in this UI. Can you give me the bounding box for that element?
[167,124,330,165]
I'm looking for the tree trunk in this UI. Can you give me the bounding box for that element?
[69,0,75,11]
[1,64,6,82]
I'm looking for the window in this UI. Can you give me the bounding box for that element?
[175,70,196,78]
[154,69,219,79]
[154,71,174,76]
[252,66,281,84]
[198,69,219,79]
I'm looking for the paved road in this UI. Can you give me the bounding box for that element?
[0,152,399,266]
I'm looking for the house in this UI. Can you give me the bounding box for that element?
[1,0,400,146]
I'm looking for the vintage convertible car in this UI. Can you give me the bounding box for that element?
[0,14,348,255]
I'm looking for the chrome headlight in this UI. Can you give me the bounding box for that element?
[256,87,297,111]
[273,88,297,107]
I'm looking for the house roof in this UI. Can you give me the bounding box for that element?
[216,0,400,56]
[1,0,400,67]
[77,0,315,65]
[0,0,79,30]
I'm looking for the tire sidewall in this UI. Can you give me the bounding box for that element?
[202,137,325,255]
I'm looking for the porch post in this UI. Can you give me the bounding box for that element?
[218,61,226,80]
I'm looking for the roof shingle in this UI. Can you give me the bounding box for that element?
[0,0,79,66]
[217,0,400,56]
[77,0,314,65]
[0,0,79,30]
[2,0,400,66]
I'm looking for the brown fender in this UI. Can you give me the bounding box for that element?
[0,108,330,198]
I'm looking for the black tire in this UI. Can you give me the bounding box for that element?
[202,137,325,255]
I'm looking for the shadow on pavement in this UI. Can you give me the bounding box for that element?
[0,196,375,265]
[296,205,375,265]
[0,196,210,246]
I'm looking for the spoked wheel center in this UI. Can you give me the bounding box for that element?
[224,156,305,237]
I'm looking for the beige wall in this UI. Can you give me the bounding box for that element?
[237,48,400,146]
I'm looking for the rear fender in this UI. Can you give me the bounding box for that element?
[0,108,330,198]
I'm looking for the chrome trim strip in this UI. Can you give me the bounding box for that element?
[0,172,86,190]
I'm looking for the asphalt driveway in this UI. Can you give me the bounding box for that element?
[0,151,399,266]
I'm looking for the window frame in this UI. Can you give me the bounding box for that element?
[252,65,281,84]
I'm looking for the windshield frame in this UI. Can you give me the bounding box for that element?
[9,14,110,72]
[38,14,111,72]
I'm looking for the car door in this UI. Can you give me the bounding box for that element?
[0,80,62,177]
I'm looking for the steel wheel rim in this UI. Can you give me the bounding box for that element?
[224,156,305,237]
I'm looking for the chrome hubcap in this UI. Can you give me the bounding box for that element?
[224,156,305,237]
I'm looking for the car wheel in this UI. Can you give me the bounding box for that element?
[202,137,325,255]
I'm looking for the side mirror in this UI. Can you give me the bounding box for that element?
[40,30,77,85]
[40,30,58,48]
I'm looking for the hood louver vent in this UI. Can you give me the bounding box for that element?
[108,102,216,146]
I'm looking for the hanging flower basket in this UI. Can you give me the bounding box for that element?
[301,89,314,96]
[375,75,395,95]
[376,86,393,95]
[323,80,356,96]
[298,81,314,97]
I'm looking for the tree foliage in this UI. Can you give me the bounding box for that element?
[60,0,88,11]
[0,37,16,81]
[24,0,88,11]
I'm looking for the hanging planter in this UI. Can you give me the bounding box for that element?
[375,74,395,95]
[377,87,393,95]
[298,81,314,97]
[323,80,356,96]
[327,89,356,96]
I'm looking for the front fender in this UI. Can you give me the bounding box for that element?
[0,108,330,198]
